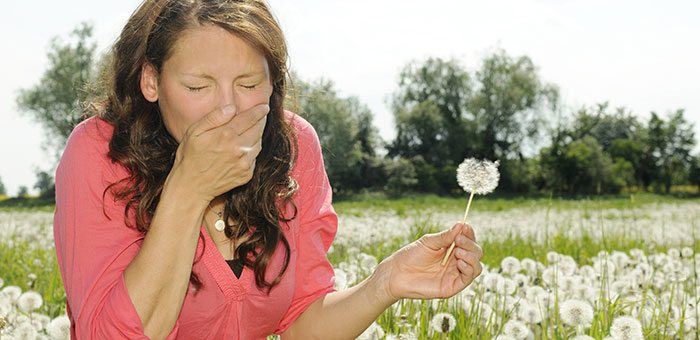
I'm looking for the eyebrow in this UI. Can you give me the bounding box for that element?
[180,70,265,80]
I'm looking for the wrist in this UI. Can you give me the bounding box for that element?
[367,261,400,306]
[163,167,211,209]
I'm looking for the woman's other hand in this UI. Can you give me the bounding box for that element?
[373,222,484,301]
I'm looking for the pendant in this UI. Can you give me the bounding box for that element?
[215,219,226,232]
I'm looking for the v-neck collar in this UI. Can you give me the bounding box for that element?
[199,224,250,301]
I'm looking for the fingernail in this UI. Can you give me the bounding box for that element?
[223,105,236,116]
[257,104,270,114]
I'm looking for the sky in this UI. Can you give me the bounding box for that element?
[1,0,699,196]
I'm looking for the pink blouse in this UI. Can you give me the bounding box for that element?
[53,110,338,339]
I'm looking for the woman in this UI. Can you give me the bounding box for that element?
[53,0,484,339]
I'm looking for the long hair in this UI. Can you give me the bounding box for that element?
[86,0,299,296]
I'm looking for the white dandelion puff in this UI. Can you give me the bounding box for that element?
[17,291,43,313]
[430,312,457,333]
[357,321,385,340]
[442,158,500,265]
[1,285,22,303]
[609,316,643,340]
[503,319,531,339]
[559,299,594,327]
[47,314,71,340]
[456,158,500,195]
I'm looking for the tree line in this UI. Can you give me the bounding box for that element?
[4,22,699,201]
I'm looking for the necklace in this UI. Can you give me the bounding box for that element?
[207,201,226,232]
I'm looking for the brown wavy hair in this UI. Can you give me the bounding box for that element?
[85,0,300,296]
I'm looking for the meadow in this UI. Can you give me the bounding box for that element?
[0,193,698,339]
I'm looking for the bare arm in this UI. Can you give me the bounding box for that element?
[280,264,397,340]
[123,170,208,339]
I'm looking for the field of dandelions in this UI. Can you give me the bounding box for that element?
[1,194,699,339]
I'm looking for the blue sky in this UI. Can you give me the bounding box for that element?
[1,0,699,195]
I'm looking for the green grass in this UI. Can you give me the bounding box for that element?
[332,192,700,217]
[2,193,698,338]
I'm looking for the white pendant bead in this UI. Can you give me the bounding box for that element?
[214,219,226,232]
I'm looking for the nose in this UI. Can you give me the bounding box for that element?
[218,83,239,112]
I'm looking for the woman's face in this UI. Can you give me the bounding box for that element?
[140,24,274,143]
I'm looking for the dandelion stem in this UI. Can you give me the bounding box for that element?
[462,191,475,223]
[441,190,475,266]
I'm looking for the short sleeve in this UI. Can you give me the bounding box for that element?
[273,116,338,335]
[53,119,180,339]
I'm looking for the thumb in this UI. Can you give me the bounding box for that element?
[191,104,238,137]
[420,223,463,251]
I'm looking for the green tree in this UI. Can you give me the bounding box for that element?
[689,155,700,193]
[17,185,29,198]
[647,110,696,193]
[468,48,560,161]
[385,157,418,198]
[540,136,630,194]
[292,76,384,195]
[15,21,100,164]
[0,175,6,196]
[388,57,474,168]
[33,169,56,200]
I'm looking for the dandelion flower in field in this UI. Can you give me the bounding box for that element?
[1,285,22,302]
[333,268,348,291]
[559,299,594,327]
[494,335,517,340]
[357,321,385,340]
[680,247,693,258]
[11,322,39,339]
[441,158,500,265]
[430,312,457,333]
[517,302,543,324]
[571,336,595,340]
[503,319,531,339]
[47,314,71,340]
[609,316,643,340]
[17,290,43,313]
[500,256,521,275]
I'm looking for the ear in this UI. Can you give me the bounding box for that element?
[140,62,159,103]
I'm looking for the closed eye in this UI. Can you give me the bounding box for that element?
[186,86,207,92]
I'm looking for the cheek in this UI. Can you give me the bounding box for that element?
[158,86,209,142]
[237,84,274,110]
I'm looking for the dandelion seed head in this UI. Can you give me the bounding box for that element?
[559,299,594,327]
[430,312,457,333]
[17,290,43,313]
[456,158,500,195]
[45,314,70,339]
[503,319,530,339]
[609,316,643,340]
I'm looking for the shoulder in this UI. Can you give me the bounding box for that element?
[57,115,126,179]
[283,109,315,140]
[283,109,321,158]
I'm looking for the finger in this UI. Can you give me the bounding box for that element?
[454,236,481,253]
[420,223,462,251]
[190,104,238,137]
[461,223,476,242]
[457,254,482,277]
[237,137,263,161]
[453,246,482,262]
[230,104,270,136]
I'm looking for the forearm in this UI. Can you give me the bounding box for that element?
[282,264,397,340]
[123,169,208,339]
